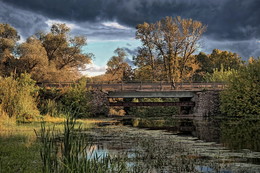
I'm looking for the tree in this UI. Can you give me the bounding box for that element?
[194,49,243,81]
[17,36,48,74]
[220,58,260,116]
[39,23,92,71]
[106,48,133,82]
[135,22,157,80]
[210,49,243,70]
[0,23,20,54]
[0,24,20,76]
[135,16,206,82]
[0,23,93,82]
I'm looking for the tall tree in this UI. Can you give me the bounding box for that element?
[39,23,92,71]
[17,36,48,74]
[136,22,157,80]
[135,16,206,82]
[106,48,133,82]
[36,23,92,82]
[0,24,20,76]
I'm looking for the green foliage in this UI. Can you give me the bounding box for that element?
[129,98,179,117]
[59,80,92,117]
[194,50,243,82]
[38,87,63,117]
[204,65,237,82]
[38,79,97,118]
[0,73,39,121]
[220,59,260,116]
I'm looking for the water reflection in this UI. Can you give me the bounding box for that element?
[84,125,260,173]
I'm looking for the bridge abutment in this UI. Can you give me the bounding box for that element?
[192,90,221,117]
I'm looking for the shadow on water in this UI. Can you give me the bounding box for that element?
[83,119,260,173]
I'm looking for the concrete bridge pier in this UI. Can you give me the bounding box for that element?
[192,90,221,117]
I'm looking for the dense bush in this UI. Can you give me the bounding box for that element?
[59,80,92,117]
[0,74,39,121]
[38,80,108,117]
[220,59,260,117]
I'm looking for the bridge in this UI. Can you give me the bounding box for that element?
[38,81,225,92]
[37,81,224,116]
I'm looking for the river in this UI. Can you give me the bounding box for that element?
[83,124,260,173]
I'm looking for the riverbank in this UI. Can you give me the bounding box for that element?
[0,118,116,172]
[1,117,260,172]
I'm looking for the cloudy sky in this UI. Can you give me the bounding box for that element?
[0,0,260,76]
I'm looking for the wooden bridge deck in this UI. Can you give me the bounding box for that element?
[37,82,226,91]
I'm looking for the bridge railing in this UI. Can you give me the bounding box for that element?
[86,81,226,91]
[36,81,226,91]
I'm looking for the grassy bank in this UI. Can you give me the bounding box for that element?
[0,117,116,172]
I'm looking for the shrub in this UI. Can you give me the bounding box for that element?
[38,79,109,118]
[220,59,260,117]
[59,80,92,118]
[0,74,39,121]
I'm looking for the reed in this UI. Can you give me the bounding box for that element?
[38,112,129,173]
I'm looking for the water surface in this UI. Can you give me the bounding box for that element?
[84,125,260,173]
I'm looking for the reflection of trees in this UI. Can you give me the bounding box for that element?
[221,118,260,151]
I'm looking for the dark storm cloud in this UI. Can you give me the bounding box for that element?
[2,0,260,41]
[1,0,260,58]
[0,1,48,39]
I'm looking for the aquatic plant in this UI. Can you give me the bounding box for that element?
[38,112,129,172]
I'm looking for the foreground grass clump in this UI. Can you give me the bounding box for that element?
[38,114,129,173]
[0,115,118,172]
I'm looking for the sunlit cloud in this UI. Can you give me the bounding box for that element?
[81,62,107,77]
[102,21,131,30]
[46,19,80,30]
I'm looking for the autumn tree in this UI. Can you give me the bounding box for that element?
[0,23,93,82]
[106,48,133,82]
[0,24,20,76]
[135,16,206,82]
[17,36,48,79]
[39,23,92,71]
[135,22,158,80]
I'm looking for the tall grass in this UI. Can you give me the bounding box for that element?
[38,113,128,173]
